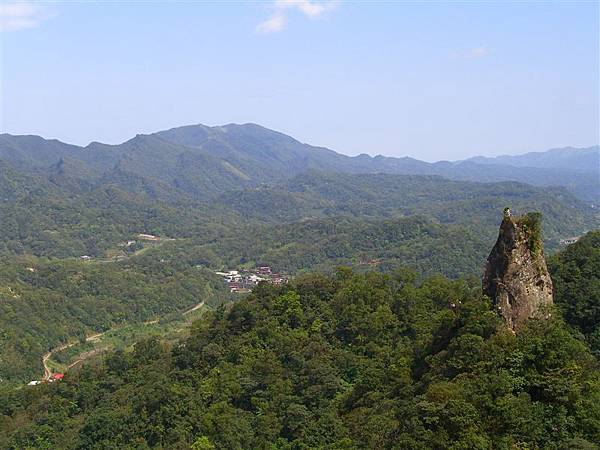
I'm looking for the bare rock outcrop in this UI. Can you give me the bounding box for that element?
[483,210,553,331]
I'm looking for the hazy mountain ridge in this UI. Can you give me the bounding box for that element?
[1,124,597,202]
[466,145,599,172]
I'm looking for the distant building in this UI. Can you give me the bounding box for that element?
[560,237,580,245]
[137,233,160,241]
[216,270,242,283]
[271,276,288,285]
[247,274,264,283]
[216,267,288,293]
[228,282,244,293]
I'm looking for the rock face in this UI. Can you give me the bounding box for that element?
[483,211,553,331]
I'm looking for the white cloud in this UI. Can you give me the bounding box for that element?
[256,0,339,34]
[0,2,54,32]
[275,0,339,18]
[256,12,287,34]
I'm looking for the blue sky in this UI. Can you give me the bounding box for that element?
[1,1,598,161]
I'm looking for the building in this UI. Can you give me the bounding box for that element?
[137,233,160,241]
[271,276,288,285]
[258,266,272,275]
[247,274,265,284]
[560,237,580,245]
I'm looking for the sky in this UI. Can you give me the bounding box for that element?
[0,0,598,162]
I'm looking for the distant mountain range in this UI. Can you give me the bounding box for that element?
[466,146,599,173]
[1,123,598,202]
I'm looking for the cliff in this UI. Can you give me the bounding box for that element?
[483,211,553,331]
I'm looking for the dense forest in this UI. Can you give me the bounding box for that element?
[0,162,239,257]
[548,230,600,355]
[153,216,490,278]
[2,157,594,270]
[215,171,592,238]
[1,231,599,449]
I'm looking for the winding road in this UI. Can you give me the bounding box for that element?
[42,331,107,381]
[40,299,206,381]
[183,300,205,315]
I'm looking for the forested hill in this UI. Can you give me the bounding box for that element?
[213,171,593,243]
[548,230,600,355]
[1,233,599,449]
[140,216,492,279]
[0,162,236,257]
[1,161,595,261]
[1,124,598,202]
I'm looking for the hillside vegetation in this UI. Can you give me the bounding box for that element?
[168,216,488,278]
[549,230,600,355]
[214,172,593,247]
[0,124,600,450]
[1,245,599,448]
[1,161,594,260]
[0,256,230,383]
[0,162,235,257]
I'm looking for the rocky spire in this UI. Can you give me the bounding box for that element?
[483,210,553,331]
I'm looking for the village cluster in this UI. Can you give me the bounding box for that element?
[215,266,289,293]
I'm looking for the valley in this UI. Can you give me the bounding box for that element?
[0,124,598,448]
[0,125,597,387]
[37,297,208,385]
